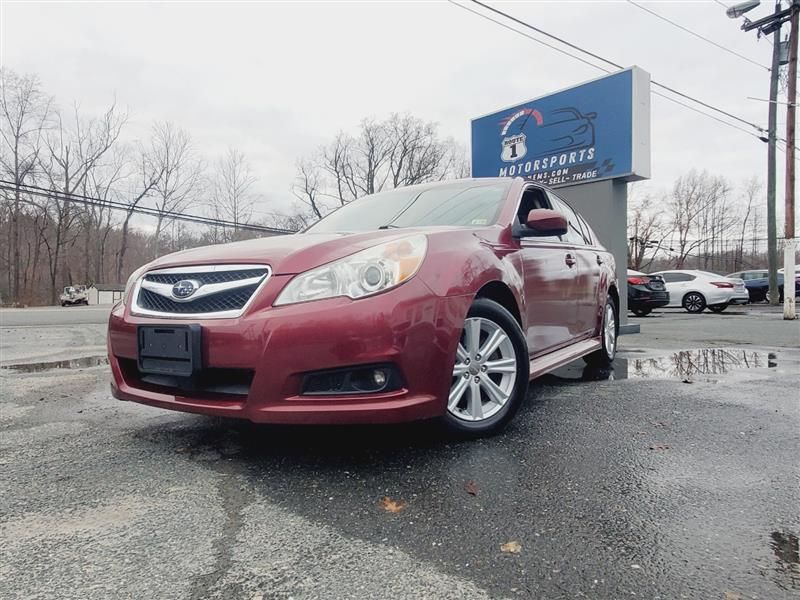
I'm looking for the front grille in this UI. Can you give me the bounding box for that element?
[144,269,267,285]
[139,284,259,314]
[133,264,270,317]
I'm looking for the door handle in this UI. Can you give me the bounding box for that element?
[596,254,604,265]
[565,253,577,267]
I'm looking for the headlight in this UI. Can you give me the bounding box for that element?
[122,265,148,306]
[274,235,427,306]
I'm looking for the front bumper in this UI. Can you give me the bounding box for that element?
[108,277,470,425]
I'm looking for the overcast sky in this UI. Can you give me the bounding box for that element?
[0,0,792,222]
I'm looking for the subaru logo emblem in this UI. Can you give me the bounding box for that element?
[172,279,200,299]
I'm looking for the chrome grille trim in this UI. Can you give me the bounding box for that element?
[131,264,271,319]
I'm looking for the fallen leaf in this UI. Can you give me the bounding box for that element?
[723,592,742,600]
[175,447,189,454]
[465,480,480,496]
[380,496,407,513]
[649,444,670,450]
[500,541,522,554]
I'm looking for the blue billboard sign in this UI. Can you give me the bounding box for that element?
[471,67,650,187]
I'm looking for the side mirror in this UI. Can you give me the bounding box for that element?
[517,208,568,237]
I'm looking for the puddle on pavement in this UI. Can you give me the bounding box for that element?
[1,355,109,373]
[547,348,780,383]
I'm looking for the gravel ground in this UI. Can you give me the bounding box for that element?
[0,305,798,600]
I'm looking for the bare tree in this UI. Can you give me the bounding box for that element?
[40,101,126,302]
[211,148,257,242]
[149,121,203,257]
[115,144,163,282]
[667,170,730,269]
[84,147,127,282]
[627,192,670,271]
[0,68,51,304]
[309,114,469,214]
[292,158,324,219]
[735,177,761,270]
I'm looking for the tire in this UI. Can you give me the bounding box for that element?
[766,290,784,304]
[631,307,651,317]
[682,292,706,313]
[584,295,618,367]
[708,304,728,313]
[443,298,529,437]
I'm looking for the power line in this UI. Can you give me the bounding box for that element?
[445,0,613,74]
[626,0,770,71]
[459,0,767,133]
[0,181,292,235]
[650,89,764,141]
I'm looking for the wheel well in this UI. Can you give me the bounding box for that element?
[607,284,619,310]
[475,281,522,326]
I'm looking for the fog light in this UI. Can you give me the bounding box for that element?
[372,369,387,387]
[302,364,402,395]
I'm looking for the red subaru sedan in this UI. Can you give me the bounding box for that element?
[108,177,617,435]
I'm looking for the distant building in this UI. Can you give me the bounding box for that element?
[87,283,125,305]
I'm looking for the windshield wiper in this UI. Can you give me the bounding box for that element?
[378,224,400,230]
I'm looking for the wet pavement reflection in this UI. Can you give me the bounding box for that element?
[546,347,781,383]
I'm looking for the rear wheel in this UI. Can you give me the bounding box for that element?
[631,307,651,317]
[766,288,785,304]
[708,303,728,313]
[444,298,529,437]
[682,292,706,313]
[584,295,618,367]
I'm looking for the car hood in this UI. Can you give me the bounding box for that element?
[146,227,465,275]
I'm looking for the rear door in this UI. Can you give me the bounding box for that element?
[515,185,578,356]
[659,272,695,306]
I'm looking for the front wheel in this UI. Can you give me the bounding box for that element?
[443,298,529,437]
[631,307,651,317]
[682,292,706,313]
[584,295,618,367]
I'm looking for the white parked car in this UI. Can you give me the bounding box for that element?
[650,270,749,313]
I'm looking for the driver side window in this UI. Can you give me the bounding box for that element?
[517,186,562,243]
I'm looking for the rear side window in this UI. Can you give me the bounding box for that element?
[660,272,695,283]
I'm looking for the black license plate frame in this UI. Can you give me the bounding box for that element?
[137,324,201,377]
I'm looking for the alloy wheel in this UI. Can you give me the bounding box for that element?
[449,317,518,422]
[604,302,616,358]
[683,293,705,313]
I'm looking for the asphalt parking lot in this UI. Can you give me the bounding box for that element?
[1,305,798,600]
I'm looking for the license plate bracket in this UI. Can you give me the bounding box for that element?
[137,324,201,377]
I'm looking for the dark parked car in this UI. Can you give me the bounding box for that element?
[726,269,800,303]
[108,177,619,436]
[627,269,669,317]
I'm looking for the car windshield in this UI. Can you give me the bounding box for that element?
[305,180,512,234]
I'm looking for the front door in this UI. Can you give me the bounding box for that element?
[515,185,579,356]
[519,240,579,356]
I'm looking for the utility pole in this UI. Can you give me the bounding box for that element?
[767,4,782,307]
[730,0,795,308]
[783,0,798,319]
